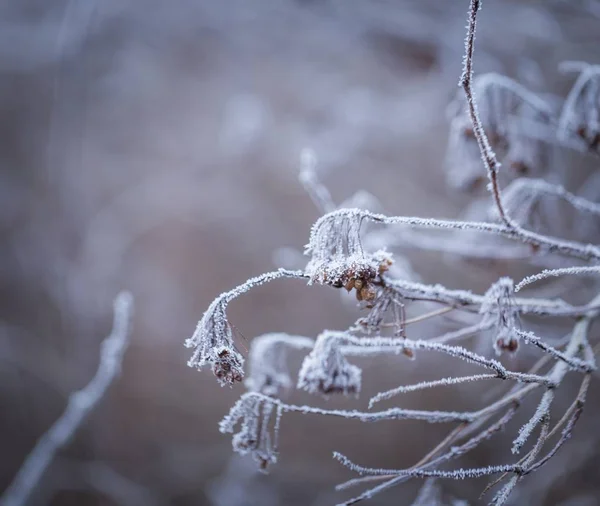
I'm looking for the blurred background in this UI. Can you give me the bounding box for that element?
[1,1,600,505]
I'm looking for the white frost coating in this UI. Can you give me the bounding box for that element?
[501,178,600,224]
[306,207,600,262]
[479,278,521,355]
[185,269,306,386]
[304,208,379,287]
[558,63,600,152]
[446,72,554,190]
[189,2,600,503]
[515,328,595,372]
[298,147,336,214]
[297,331,362,396]
[244,333,313,396]
[515,266,600,292]
[369,373,497,408]
[219,395,281,471]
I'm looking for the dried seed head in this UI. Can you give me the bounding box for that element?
[480,278,521,355]
[244,333,313,396]
[220,394,281,472]
[297,331,361,396]
[213,347,245,385]
[559,66,600,152]
[446,73,554,190]
[304,209,389,288]
[185,269,303,386]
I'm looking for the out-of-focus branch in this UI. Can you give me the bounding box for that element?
[0,291,134,506]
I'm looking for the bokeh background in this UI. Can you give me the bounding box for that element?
[2,1,600,505]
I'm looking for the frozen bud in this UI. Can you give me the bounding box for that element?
[298,331,361,396]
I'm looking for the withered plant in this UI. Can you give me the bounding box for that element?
[185,1,600,504]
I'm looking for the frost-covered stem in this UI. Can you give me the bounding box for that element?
[515,328,595,372]
[336,334,552,387]
[515,266,600,292]
[403,306,455,325]
[311,209,600,264]
[490,417,550,506]
[559,61,593,74]
[384,275,581,316]
[558,64,600,143]
[241,392,475,424]
[299,148,336,213]
[459,0,512,227]
[185,268,308,385]
[546,343,594,442]
[371,227,532,260]
[512,179,600,218]
[527,388,585,474]
[521,344,594,476]
[512,294,600,454]
[336,405,518,500]
[369,374,498,408]
[0,292,134,506]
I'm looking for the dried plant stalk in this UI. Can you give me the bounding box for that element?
[186,0,600,504]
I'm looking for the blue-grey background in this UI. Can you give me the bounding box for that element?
[1,1,599,505]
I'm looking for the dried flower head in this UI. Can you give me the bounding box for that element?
[446,73,554,190]
[297,331,361,396]
[305,209,382,287]
[185,269,305,386]
[480,277,520,355]
[244,333,313,396]
[558,64,600,152]
[219,394,282,472]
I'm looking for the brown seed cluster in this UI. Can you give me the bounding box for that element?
[336,256,393,303]
[495,335,519,353]
[213,348,244,385]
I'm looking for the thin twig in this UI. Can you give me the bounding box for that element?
[0,292,134,506]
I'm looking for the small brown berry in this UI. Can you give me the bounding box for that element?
[360,285,376,302]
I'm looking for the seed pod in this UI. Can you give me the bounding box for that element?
[344,279,355,292]
[360,284,376,302]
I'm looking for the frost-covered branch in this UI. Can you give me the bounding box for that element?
[185,269,307,386]
[515,266,600,292]
[186,0,600,504]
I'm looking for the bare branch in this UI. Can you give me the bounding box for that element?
[0,292,134,506]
